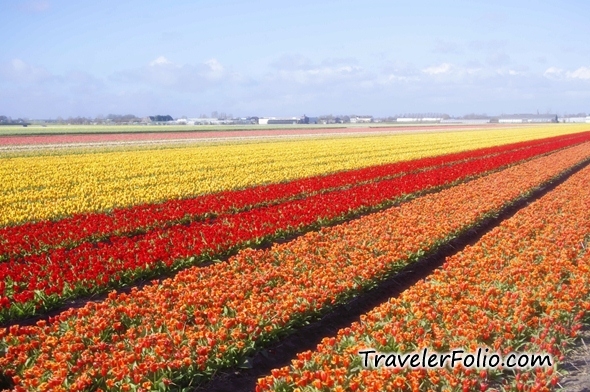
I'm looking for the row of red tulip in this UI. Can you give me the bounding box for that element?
[1,138,586,323]
[1,143,589,391]
[2,131,588,260]
[256,152,590,392]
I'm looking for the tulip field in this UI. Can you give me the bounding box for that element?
[1,124,590,391]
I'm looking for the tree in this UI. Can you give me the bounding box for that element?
[149,115,173,122]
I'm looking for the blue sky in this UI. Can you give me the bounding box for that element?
[2,0,589,118]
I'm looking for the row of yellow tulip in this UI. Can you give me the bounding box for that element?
[0,125,587,226]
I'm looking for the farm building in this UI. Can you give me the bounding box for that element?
[349,116,373,123]
[498,114,558,123]
[561,116,590,123]
[396,117,443,123]
[258,117,300,125]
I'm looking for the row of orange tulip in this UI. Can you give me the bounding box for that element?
[257,152,590,391]
[1,143,590,391]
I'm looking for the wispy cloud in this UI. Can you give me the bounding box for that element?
[270,54,314,71]
[543,66,564,79]
[422,63,453,75]
[0,58,53,84]
[543,66,590,80]
[112,56,235,92]
[149,56,173,67]
[379,61,420,84]
[4,52,590,119]
[267,55,364,85]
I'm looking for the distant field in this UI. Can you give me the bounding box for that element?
[2,123,575,152]
[0,123,374,136]
[0,121,546,136]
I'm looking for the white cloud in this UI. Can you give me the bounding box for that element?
[543,66,590,81]
[307,65,360,76]
[267,55,364,86]
[5,52,590,119]
[384,74,419,83]
[272,65,362,85]
[543,67,564,79]
[379,61,422,86]
[149,56,173,66]
[422,63,453,75]
[567,67,590,80]
[204,59,224,80]
[267,55,364,85]
[496,68,525,76]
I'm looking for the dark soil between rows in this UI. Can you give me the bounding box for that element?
[558,326,590,391]
[193,159,590,392]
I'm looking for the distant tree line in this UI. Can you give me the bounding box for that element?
[316,114,351,123]
[1,114,184,125]
[0,116,29,126]
[148,115,173,122]
[32,114,146,125]
[104,114,142,123]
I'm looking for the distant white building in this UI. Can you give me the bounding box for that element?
[257,117,300,125]
[396,117,442,123]
[350,116,373,123]
[498,114,557,123]
[561,117,588,123]
[170,118,237,125]
[440,119,491,125]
